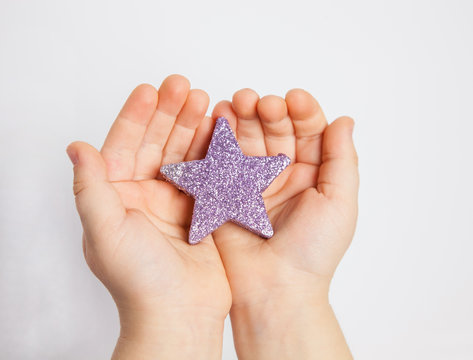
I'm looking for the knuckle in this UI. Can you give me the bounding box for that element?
[352,151,359,166]
[72,179,88,197]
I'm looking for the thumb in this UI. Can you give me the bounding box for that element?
[317,116,359,202]
[67,141,126,242]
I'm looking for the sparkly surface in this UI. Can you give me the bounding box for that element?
[160,117,290,244]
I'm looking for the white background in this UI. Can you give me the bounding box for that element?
[1,0,472,359]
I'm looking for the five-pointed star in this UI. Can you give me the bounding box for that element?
[160,117,290,244]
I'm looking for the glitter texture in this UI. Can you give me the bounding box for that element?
[160,117,290,244]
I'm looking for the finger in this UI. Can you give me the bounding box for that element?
[257,95,295,161]
[264,163,318,209]
[101,84,158,181]
[161,89,210,165]
[232,88,266,156]
[134,74,191,180]
[184,115,215,161]
[317,116,359,201]
[211,100,238,133]
[67,141,126,248]
[285,89,327,165]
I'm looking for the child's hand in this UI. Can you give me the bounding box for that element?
[67,76,231,360]
[211,89,358,359]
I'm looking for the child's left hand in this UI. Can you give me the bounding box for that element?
[67,76,231,360]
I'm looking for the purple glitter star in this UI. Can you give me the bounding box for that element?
[160,117,290,244]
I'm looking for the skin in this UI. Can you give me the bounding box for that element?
[212,90,358,359]
[67,75,358,359]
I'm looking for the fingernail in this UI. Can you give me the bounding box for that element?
[66,147,78,165]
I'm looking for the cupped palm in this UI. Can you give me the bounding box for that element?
[70,77,231,317]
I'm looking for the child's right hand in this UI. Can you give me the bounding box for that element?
[210,88,359,359]
[67,76,231,360]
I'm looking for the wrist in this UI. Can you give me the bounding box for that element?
[230,287,351,360]
[112,306,225,360]
[230,287,330,339]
